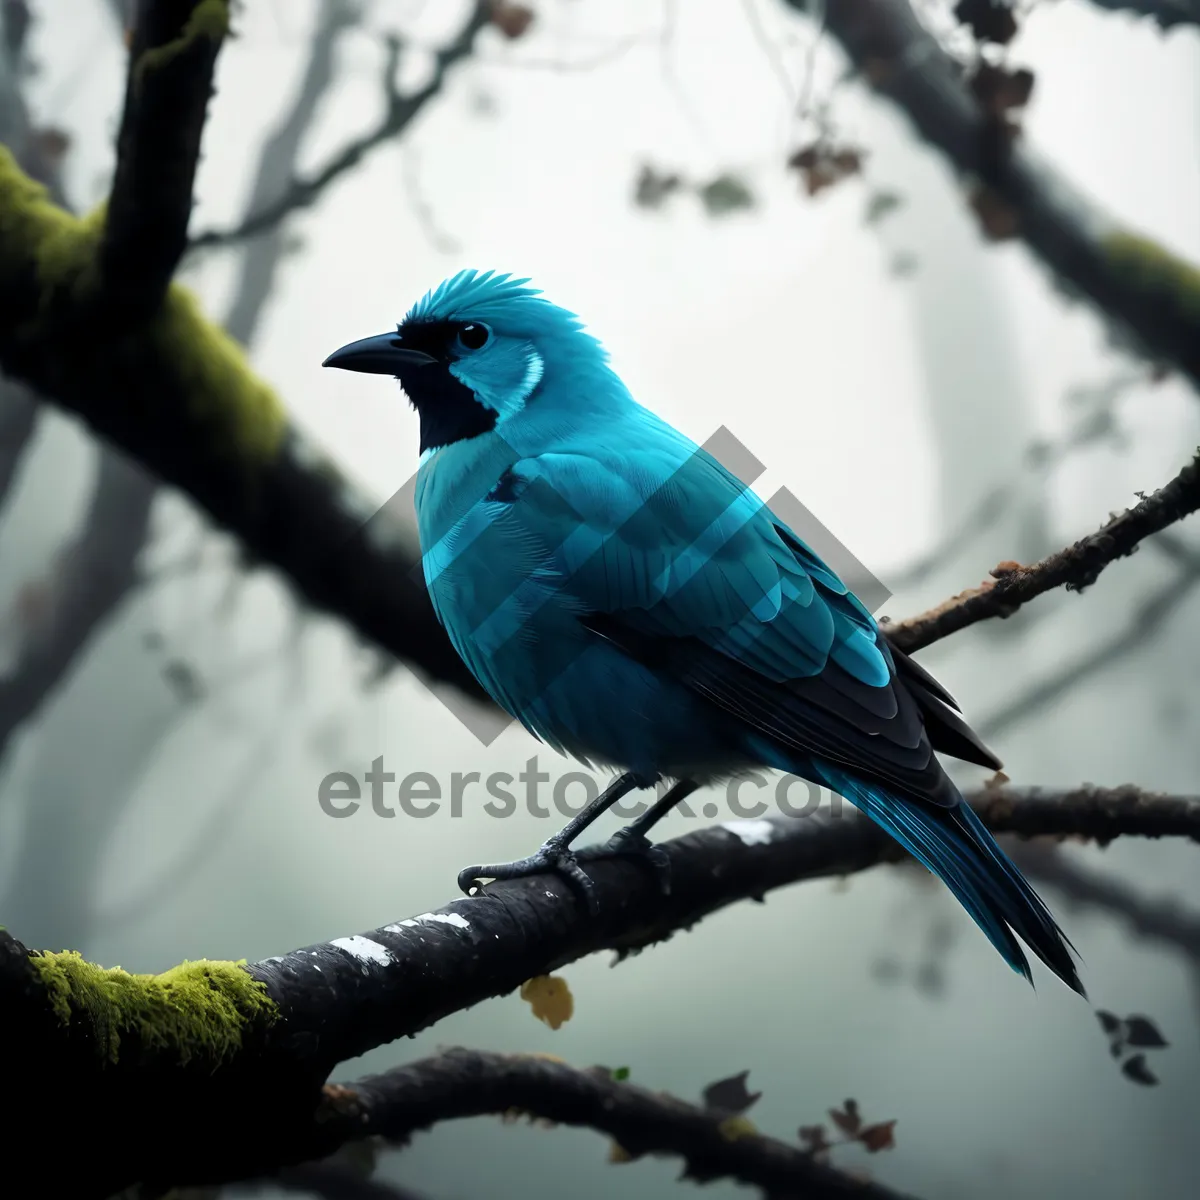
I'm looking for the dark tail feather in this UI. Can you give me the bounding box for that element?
[822,765,1085,995]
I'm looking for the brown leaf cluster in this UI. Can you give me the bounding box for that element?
[788,142,864,197]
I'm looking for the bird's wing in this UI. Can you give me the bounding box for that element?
[502,439,999,799]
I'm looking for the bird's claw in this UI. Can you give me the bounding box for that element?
[457,841,599,915]
[576,829,672,895]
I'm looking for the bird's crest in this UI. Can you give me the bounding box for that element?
[404,270,604,356]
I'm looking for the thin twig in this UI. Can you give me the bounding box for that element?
[299,1048,917,1200]
[188,2,491,252]
[884,450,1200,652]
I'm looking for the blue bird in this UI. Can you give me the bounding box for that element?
[324,270,1083,994]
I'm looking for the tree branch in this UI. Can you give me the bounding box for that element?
[0,0,70,515]
[99,0,229,319]
[4,783,1195,1188]
[0,377,35,509]
[1010,841,1200,964]
[188,2,492,252]
[974,541,1200,742]
[221,0,358,345]
[0,145,486,700]
[1081,0,1200,31]
[289,1048,916,1200]
[0,448,155,762]
[783,0,1200,388]
[883,449,1200,652]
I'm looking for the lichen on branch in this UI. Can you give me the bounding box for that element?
[29,950,277,1068]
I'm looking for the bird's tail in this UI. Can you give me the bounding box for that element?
[819,764,1085,995]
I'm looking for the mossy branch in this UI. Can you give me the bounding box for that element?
[99,0,229,319]
[785,0,1200,389]
[0,145,483,698]
[28,949,277,1068]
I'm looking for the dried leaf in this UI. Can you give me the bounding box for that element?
[30,126,72,164]
[864,189,903,225]
[829,1100,862,1136]
[489,2,534,39]
[634,163,684,210]
[1121,1054,1158,1086]
[798,1124,831,1153]
[968,185,1019,241]
[702,1070,762,1115]
[608,1141,633,1164]
[162,659,205,703]
[970,64,1035,116]
[858,1121,898,1153]
[1123,1015,1168,1049]
[519,975,574,1030]
[788,142,863,197]
[697,172,756,216]
[1095,1010,1122,1036]
[954,0,1018,45]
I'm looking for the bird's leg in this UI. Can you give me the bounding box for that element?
[457,771,654,914]
[575,779,700,895]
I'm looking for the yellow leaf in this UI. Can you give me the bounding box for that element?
[608,1141,633,1163]
[520,975,574,1030]
[718,1116,758,1141]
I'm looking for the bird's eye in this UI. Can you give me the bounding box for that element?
[456,322,491,353]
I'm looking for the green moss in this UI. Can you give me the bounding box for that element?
[1103,232,1200,324]
[30,950,277,1069]
[0,147,287,464]
[0,150,92,305]
[150,283,288,464]
[135,0,230,84]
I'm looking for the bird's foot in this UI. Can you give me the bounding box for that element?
[457,839,598,915]
[576,828,671,895]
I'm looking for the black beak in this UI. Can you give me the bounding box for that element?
[322,332,438,374]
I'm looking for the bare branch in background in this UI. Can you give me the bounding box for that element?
[263,1162,431,1200]
[782,0,1200,389]
[1078,0,1200,31]
[98,0,229,318]
[0,446,155,762]
[0,0,64,515]
[0,378,36,510]
[222,0,358,346]
[0,5,158,769]
[188,2,493,252]
[1012,841,1200,964]
[884,449,1200,652]
[975,536,1200,742]
[884,367,1156,592]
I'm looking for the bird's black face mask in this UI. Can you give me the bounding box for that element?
[323,321,497,453]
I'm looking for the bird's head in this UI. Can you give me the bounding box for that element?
[323,270,610,455]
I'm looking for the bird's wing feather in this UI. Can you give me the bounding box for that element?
[503,438,997,800]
